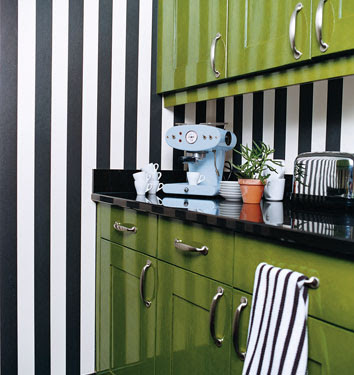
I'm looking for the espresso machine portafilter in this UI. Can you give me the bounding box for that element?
[162,124,237,196]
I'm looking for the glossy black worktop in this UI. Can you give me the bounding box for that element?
[92,170,354,259]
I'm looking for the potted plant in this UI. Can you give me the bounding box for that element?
[232,142,282,204]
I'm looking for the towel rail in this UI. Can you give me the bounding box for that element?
[303,276,320,289]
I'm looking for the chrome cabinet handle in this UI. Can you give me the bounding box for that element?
[289,3,304,60]
[139,260,152,308]
[210,32,222,78]
[232,296,248,361]
[113,222,137,233]
[174,239,208,255]
[315,0,329,52]
[210,287,224,347]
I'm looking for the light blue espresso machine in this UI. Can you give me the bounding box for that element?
[162,124,237,196]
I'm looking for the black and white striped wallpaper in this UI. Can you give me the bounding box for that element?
[1,0,354,374]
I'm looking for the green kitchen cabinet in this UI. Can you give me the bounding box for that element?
[312,0,354,57]
[228,0,312,78]
[157,0,228,93]
[231,289,354,374]
[155,261,232,375]
[96,239,156,374]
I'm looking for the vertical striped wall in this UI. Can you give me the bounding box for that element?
[1,1,354,375]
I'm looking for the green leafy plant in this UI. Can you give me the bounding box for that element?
[231,141,282,185]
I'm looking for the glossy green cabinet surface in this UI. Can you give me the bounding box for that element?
[312,0,354,57]
[96,239,156,374]
[231,289,354,374]
[233,235,354,332]
[228,0,311,78]
[156,261,232,374]
[157,0,228,93]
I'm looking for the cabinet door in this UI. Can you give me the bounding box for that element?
[156,261,232,375]
[312,0,354,57]
[96,239,156,375]
[157,0,228,93]
[231,289,354,374]
[228,0,311,78]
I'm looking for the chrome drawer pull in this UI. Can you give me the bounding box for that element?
[304,276,320,288]
[315,0,329,52]
[209,287,224,347]
[289,3,303,60]
[113,222,137,233]
[139,260,152,308]
[232,296,248,361]
[174,239,208,256]
[210,32,222,78]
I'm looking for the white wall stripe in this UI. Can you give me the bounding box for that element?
[81,0,99,373]
[312,80,328,152]
[341,76,354,152]
[184,103,196,123]
[285,85,300,173]
[17,1,36,374]
[206,99,217,123]
[263,89,275,150]
[161,98,174,170]
[136,0,153,169]
[242,93,253,162]
[224,96,234,163]
[110,0,127,169]
[51,1,69,373]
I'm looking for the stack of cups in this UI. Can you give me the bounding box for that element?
[262,160,286,201]
[133,171,153,196]
[142,163,164,195]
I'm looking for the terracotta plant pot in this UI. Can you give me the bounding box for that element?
[238,179,265,204]
[240,203,264,223]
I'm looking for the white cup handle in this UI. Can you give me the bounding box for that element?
[157,197,163,205]
[146,183,152,192]
[198,175,206,184]
[154,163,159,171]
[157,183,164,192]
[157,171,162,180]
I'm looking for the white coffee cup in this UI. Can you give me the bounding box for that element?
[262,201,284,225]
[264,178,285,201]
[149,171,162,181]
[136,195,149,203]
[149,181,164,195]
[147,194,163,205]
[142,163,159,175]
[187,172,205,186]
[262,159,285,180]
[133,171,151,182]
[134,180,152,195]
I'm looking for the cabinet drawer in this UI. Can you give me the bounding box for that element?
[157,217,234,285]
[232,289,354,374]
[99,203,157,257]
[234,235,354,331]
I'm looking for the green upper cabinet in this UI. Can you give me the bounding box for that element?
[228,0,312,78]
[157,0,228,93]
[96,239,156,375]
[312,0,354,57]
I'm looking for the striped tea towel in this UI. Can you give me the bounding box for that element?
[242,263,309,375]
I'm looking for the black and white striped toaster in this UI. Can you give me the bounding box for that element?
[292,152,354,200]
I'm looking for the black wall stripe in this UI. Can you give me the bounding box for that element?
[149,0,162,165]
[298,83,313,154]
[216,98,225,123]
[326,78,343,151]
[35,0,52,373]
[173,105,185,170]
[96,0,113,169]
[66,0,84,373]
[196,101,206,123]
[233,95,243,165]
[252,92,264,146]
[274,88,287,160]
[124,0,140,169]
[0,0,17,373]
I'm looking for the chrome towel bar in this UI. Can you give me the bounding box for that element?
[304,276,320,289]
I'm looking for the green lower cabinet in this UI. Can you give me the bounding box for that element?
[96,239,156,375]
[232,289,354,374]
[156,261,232,375]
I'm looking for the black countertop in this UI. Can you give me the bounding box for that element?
[92,170,354,259]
